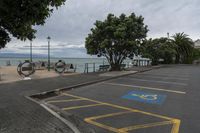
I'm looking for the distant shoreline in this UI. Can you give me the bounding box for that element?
[0,57,106,59]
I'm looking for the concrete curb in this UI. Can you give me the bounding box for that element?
[26,96,82,133]
[30,65,163,100]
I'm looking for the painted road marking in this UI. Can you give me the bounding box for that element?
[129,75,188,81]
[85,111,180,133]
[61,93,180,133]
[47,98,85,103]
[122,77,187,86]
[122,91,166,105]
[62,103,105,111]
[62,93,173,119]
[138,73,189,79]
[85,111,132,120]
[104,82,186,94]
[118,121,173,132]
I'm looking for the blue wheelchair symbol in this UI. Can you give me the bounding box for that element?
[122,91,166,105]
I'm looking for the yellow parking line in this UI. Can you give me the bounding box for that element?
[47,98,85,103]
[85,111,132,120]
[63,93,172,120]
[63,93,181,133]
[62,103,105,111]
[118,121,172,132]
[171,119,181,133]
[85,119,126,133]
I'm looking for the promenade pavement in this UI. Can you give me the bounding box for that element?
[0,67,150,133]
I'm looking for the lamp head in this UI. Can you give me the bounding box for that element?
[47,36,51,41]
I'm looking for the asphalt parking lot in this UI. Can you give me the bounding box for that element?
[42,65,200,133]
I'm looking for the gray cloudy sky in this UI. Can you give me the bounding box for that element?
[1,0,200,57]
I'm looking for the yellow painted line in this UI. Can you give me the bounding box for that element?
[63,93,173,120]
[63,93,181,133]
[46,99,85,103]
[62,103,104,111]
[171,119,181,133]
[63,93,88,99]
[85,119,127,133]
[104,82,186,94]
[118,121,172,132]
[85,111,132,120]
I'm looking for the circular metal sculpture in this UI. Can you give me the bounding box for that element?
[54,60,66,73]
[17,60,35,77]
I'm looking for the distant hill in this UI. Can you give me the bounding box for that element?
[0,53,48,58]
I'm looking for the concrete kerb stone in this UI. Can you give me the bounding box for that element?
[25,95,92,133]
[29,65,164,100]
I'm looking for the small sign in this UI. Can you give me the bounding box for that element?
[55,60,66,73]
[17,60,35,77]
[122,91,166,105]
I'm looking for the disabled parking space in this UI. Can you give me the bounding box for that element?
[93,112,167,128]
[127,124,172,133]
[122,90,167,105]
[43,92,180,133]
[41,66,192,133]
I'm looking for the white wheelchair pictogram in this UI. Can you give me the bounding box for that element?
[132,94,158,100]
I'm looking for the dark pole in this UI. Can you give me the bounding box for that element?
[47,36,51,71]
[167,32,169,39]
[30,41,32,62]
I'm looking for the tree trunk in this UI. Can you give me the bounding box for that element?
[110,63,121,71]
[175,54,180,63]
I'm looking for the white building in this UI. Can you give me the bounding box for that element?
[194,39,200,49]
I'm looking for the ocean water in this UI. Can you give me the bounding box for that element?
[0,57,132,73]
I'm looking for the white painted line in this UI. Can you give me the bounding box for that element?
[138,74,189,79]
[41,103,81,133]
[123,77,187,86]
[129,75,188,81]
[104,82,186,94]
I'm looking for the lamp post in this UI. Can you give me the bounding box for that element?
[167,32,169,39]
[47,36,51,71]
[30,40,32,62]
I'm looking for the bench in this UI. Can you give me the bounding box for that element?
[120,64,126,70]
[99,65,110,71]
[65,64,76,72]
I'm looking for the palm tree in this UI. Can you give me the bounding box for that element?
[172,33,194,64]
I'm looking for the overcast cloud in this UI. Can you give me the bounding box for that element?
[1,0,200,57]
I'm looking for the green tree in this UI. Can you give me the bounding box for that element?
[0,0,66,49]
[193,48,200,60]
[172,33,194,64]
[85,13,148,71]
[141,38,176,65]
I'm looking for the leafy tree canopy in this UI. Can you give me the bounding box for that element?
[85,13,148,70]
[193,48,200,60]
[141,37,176,65]
[0,0,66,49]
[172,32,194,64]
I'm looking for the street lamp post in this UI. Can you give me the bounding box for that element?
[47,36,51,71]
[167,32,169,39]
[30,40,32,62]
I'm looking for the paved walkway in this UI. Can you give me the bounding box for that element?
[39,65,200,133]
[0,67,152,133]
